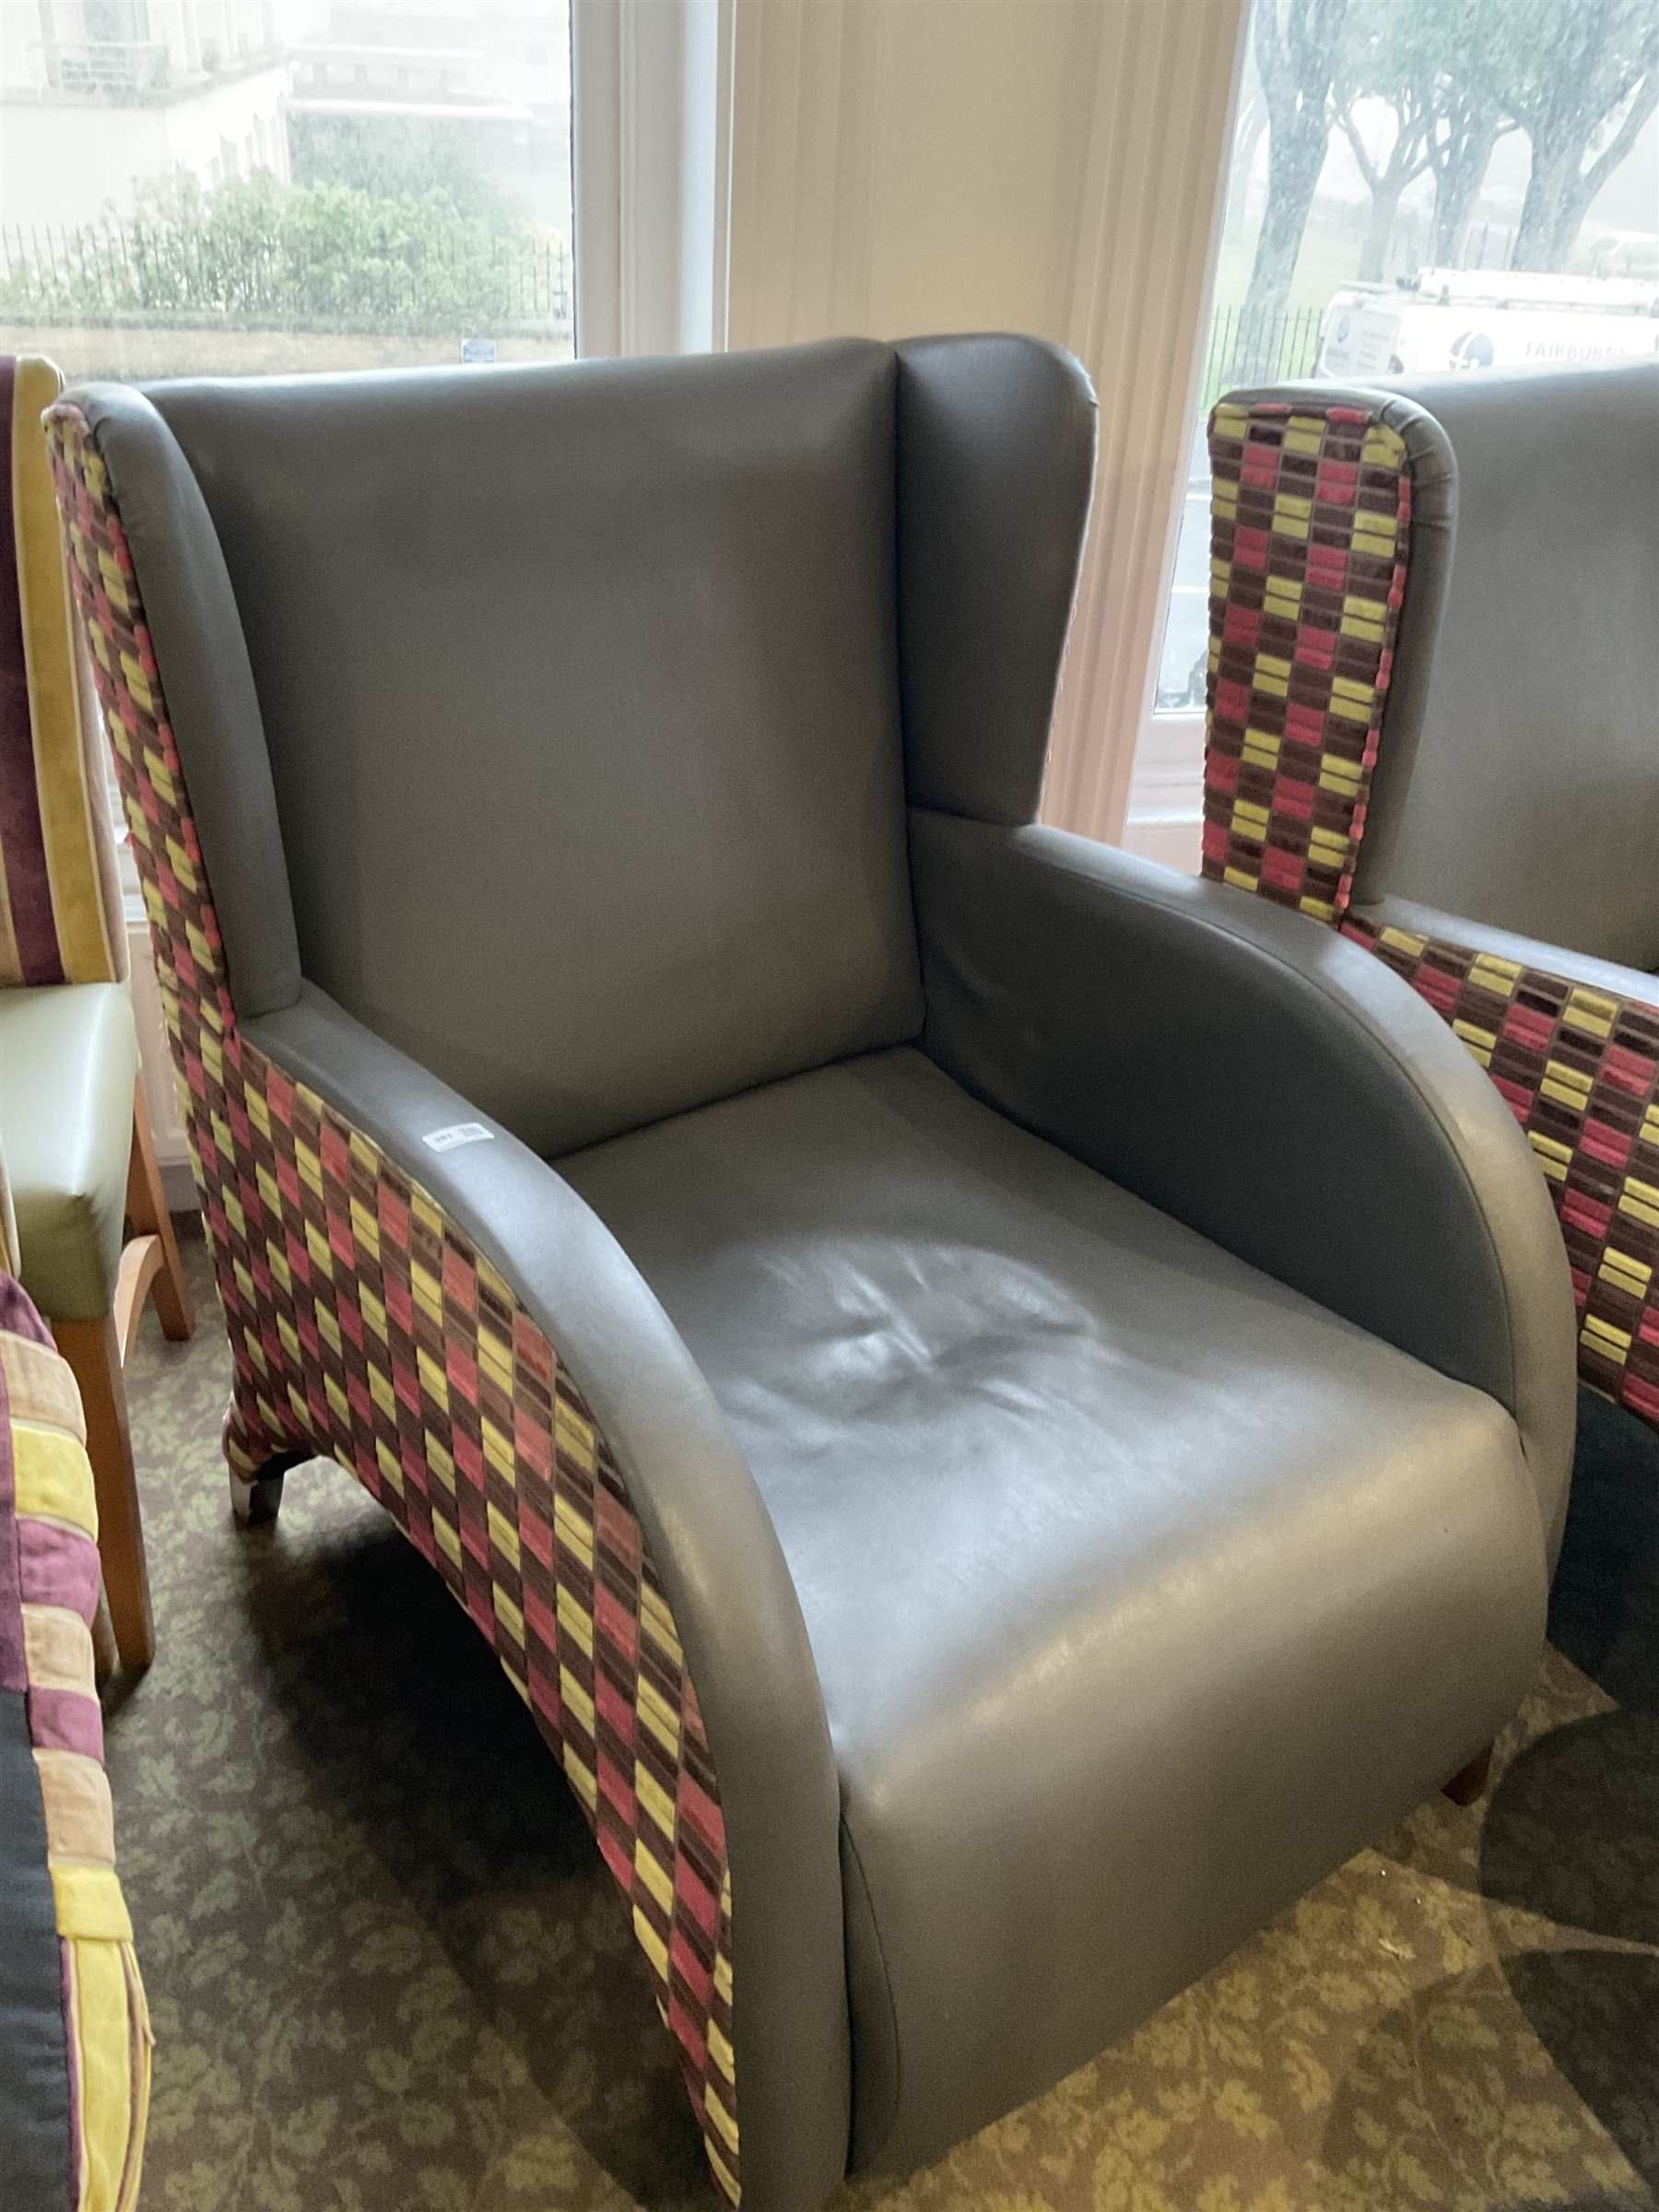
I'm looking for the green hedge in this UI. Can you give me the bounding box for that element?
[0,171,570,335]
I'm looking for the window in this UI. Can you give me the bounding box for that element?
[1123,0,1659,874]
[0,0,575,384]
[2,0,578,916]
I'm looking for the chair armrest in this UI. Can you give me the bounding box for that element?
[911,810,1576,1557]
[1346,896,1659,1432]
[1351,897,1659,1007]
[243,982,850,2207]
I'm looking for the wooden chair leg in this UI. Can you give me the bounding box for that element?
[1442,1745,1493,1806]
[124,1080,194,1344]
[51,1314,155,1673]
[112,1236,165,1368]
[91,1582,120,1688]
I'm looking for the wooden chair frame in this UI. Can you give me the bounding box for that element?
[51,1078,194,1673]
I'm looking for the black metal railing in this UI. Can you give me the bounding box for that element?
[1196,302,1324,415]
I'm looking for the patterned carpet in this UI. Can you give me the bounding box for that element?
[115,1236,1659,2212]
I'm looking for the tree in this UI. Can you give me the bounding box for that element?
[1505,0,1659,270]
[1426,88,1510,267]
[288,112,517,229]
[1237,0,1350,372]
[1408,0,1526,267]
[1227,64,1271,218]
[1333,6,1438,281]
[0,167,550,336]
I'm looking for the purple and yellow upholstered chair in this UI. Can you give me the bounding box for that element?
[1203,363,1659,1429]
[46,341,1574,2211]
[0,355,194,1671]
[0,1181,153,2212]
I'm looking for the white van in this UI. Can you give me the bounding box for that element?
[1318,266,1659,379]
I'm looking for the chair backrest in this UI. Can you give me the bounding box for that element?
[1202,362,1659,971]
[1356,361,1659,970]
[0,356,124,991]
[64,336,1094,1159]
[1202,390,1424,924]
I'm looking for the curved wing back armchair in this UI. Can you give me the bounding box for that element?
[1203,361,1659,1425]
[51,339,1574,2211]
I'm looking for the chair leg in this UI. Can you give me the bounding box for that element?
[229,1465,288,1526]
[91,1582,120,1688]
[222,1394,301,1525]
[52,1313,155,1672]
[124,1080,194,1344]
[1441,1745,1493,1806]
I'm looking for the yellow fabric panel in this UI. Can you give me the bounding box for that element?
[12,356,122,985]
[1565,987,1618,1041]
[53,1863,134,1942]
[13,1421,100,1536]
[35,1746,117,1865]
[23,1601,95,1693]
[640,1583,683,1667]
[1380,926,1428,959]
[116,1946,152,2212]
[0,1327,87,1441]
[70,1938,133,2212]
[705,2082,739,2154]
[632,1902,669,1980]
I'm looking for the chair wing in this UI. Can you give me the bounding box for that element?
[1201,380,1659,1429]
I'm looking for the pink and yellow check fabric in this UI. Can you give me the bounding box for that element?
[1203,395,1659,1427]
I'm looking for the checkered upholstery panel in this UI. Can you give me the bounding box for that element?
[46,404,742,2203]
[1201,399,1410,924]
[1345,915,1659,1426]
[1204,392,1659,1431]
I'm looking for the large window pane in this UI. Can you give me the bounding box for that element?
[0,1,574,382]
[1125,0,1659,870]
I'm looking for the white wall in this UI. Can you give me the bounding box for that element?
[1,60,290,227]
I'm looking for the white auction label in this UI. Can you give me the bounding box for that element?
[422,1124,495,1153]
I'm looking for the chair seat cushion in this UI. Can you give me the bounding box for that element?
[558,1047,1549,2172]
[0,984,137,1321]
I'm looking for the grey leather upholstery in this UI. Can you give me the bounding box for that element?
[68,335,1577,2209]
[1353,364,1656,969]
[911,814,1575,1559]
[131,346,922,1156]
[895,336,1097,822]
[559,1042,1549,2169]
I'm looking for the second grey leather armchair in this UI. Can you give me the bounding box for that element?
[51,335,1574,2209]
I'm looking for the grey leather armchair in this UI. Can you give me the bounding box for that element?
[49,336,1574,2210]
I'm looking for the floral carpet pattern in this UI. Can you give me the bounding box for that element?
[115,1239,1659,2212]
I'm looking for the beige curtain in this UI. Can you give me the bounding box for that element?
[724,0,1245,846]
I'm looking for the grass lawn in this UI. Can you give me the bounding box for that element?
[1212,224,1368,320]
